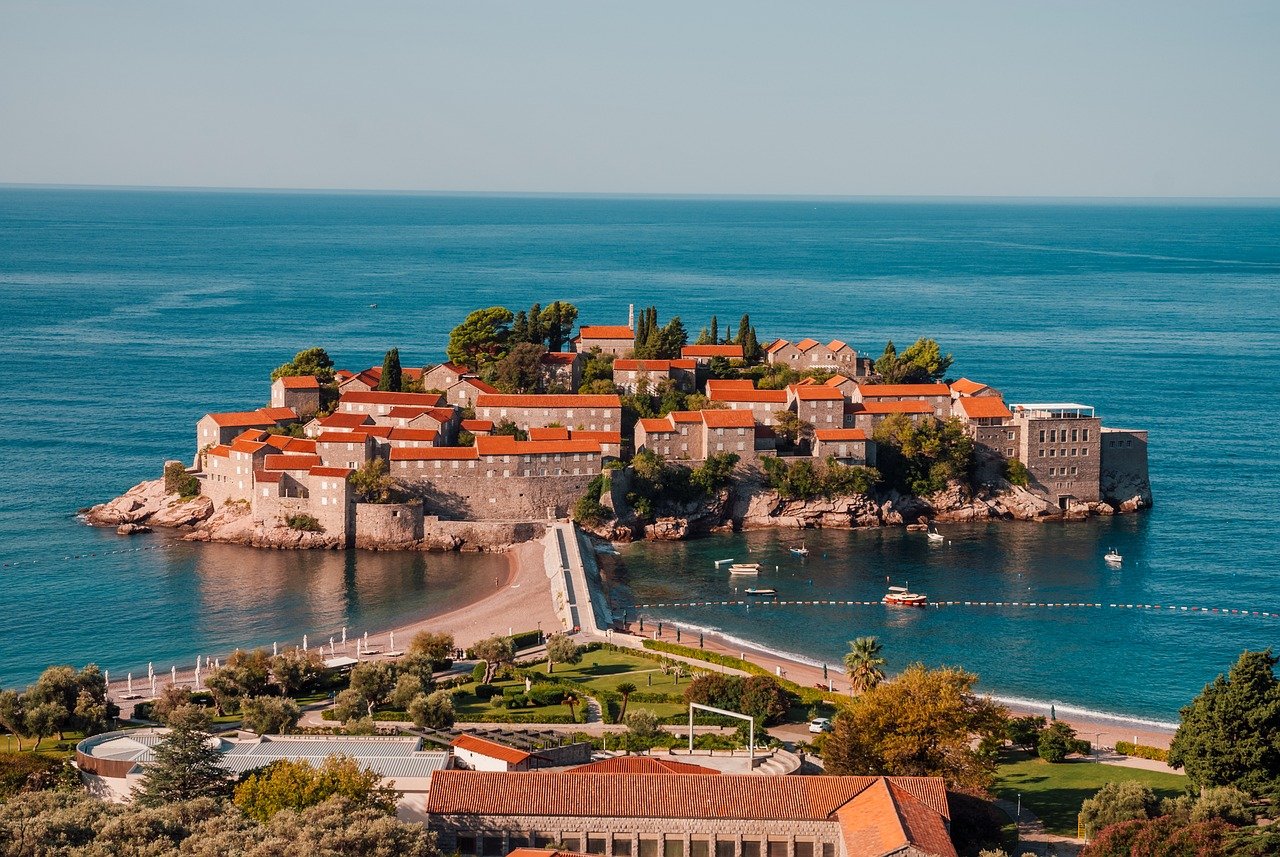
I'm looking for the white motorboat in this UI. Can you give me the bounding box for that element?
[714,558,737,568]
[926,524,944,543]
[1104,548,1123,566]
[743,587,777,596]
[883,584,928,608]
[728,563,761,575]
[789,543,809,557]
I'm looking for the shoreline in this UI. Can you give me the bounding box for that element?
[629,617,1178,751]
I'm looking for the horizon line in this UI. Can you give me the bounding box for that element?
[2,181,1280,205]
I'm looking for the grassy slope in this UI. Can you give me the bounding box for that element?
[993,753,1188,836]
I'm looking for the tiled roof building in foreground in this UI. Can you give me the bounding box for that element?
[425,770,957,857]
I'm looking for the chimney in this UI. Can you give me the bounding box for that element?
[628,303,635,330]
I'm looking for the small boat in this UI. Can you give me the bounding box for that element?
[743,587,777,596]
[368,303,378,308]
[1104,548,1123,566]
[926,524,944,543]
[728,563,761,575]
[883,584,927,607]
[789,543,809,557]
[714,558,737,568]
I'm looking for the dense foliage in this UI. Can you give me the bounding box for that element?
[493,342,547,393]
[761,456,880,501]
[233,754,398,822]
[349,458,400,504]
[136,705,232,806]
[1168,649,1280,794]
[0,664,116,750]
[873,338,953,384]
[163,461,200,499]
[821,663,1007,790]
[682,674,790,725]
[625,451,739,522]
[270,346,339,412]
[632,306,688,360]
[872,413,975,496]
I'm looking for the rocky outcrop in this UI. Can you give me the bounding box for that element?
[1101,469,1153,514]
[185,502,343,549]
[83,479,214,531]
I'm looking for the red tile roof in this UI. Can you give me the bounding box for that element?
[837,778,957,857]
[848,401,934,415]
[229,439,269,454]
[424,771,951,822]
[436,361,471,375]
[529,427,571,441]
[253,469,282,483]
[264,436,316,453]
[316,432,370,444]
[571,430,622,444]
[309,466,353,478]
[576,325,634,340]
[318,412,374,428]
[669,411,704,423]
[825,375,855,387]
[701,409,756,429]
[450,734,533,765]
[681,344,744,358]
[387,428,439,441]
[671,358,697,370]
[277,375,320,389]
[457,378,500,394]
[257,407,299,421]
[341,391,445,406]
[828,339,850,352]
[476,435,603,456]
[570,756,719,775]
[796,338,820,351]
[205,411,277,428]
[815,428,868,441]
[476,393,622,408]
[613,359,673,371]
[263,453,322,471]
[639,417,676,434]
[857,383,950,398]
[765,339,790,354]
[508,850,592,857]
[949,377,989,396]
[708,388,788,404]
[386,405,434,419]
[234,429,270,443]
[706,380,756,393]
[390,446,478,461]
[461,419,494,432]
[955,397,1012,420]
[541,352,581,365]
[206,445,231,458]
[790,384,846,401]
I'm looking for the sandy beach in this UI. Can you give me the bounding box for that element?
[623,619,1177,751]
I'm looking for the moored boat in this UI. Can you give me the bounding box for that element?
[743,587,777,596]
[926,524,944,543]
[789,543,809,557]
[883,584,927,607]
[728,563,761,575]
[1104,548,1123,566]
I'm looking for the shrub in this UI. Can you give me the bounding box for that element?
[470,663,486,683]
[1079,780,1160,838]
[573,495,611,527]
[1037,722,1078,763]
[509,630,543,650]
[624,709,661,738]
[0,753,67,797]
[1115,740,1169,762]
[527,684,568,706]
[285,514,323,532]
[408,690,455,730]
[1004,458,1030,487]
[473,684,501,701]
[164,462,201,499]
[1006,715,1046,751]
[1189,785,1253,825]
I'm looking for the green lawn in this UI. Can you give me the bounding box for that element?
[993,752,1188,836]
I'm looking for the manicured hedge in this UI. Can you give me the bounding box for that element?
[1115,740,1169,762]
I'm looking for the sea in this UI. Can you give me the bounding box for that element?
[1,188,1278,724]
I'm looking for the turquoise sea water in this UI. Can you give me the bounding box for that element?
[1,188,1278,720]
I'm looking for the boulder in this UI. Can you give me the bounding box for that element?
[116,523,153,535]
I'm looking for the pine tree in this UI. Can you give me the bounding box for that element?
[528,303,544,347]
[709,316,719,344]
[376,348,402,392]
[511,310,530,344]
[744,325,762,362]
[136,705,231,806]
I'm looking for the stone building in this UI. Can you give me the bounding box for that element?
[540,352,586,392]
[634,409,758,462]
[612,359,697,394]
[787,383,846,429]
[423,770,957,857]
[315,431,377,470]
[450,734,549,772]
[812,428,875,466]
[196,409,295,451]
[953,397,1018,460]
[844,400,934,434]
[474,394,622,433]
[852,384,951,418]
[446,377,500,408]
[423,361,474,392]
[1012,403,1102,507]
[949,378,1001,399]
[572,325,635,356]
[1100,428,1151,508]
[705,381,789,426]
[764,339,867,374]
[680,344,744,365]
[338,390,447,418]
[270,375,321,419]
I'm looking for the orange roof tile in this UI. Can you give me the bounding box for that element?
[308,466,353,478]
[570,756,719,775]
[828,339,850,352]
[360,425,393,438]
[858,383,950,397]
[815,428,868,441]
[277,375,320,389]
[436,361,471,375]
[460,419,494,432]
[263,453,322,471]
[848,401,934,415]
[669,411,704,423]
[229,439,269,454]
[263,436,315,453]
[639,417,676,433]
[318,412,374,428]
[791,384,845,401]
[458,378,500,394]
[390,446,478,461]
[708,388,788,404]
[956,397,1012,420]
[387,428,439,441]
[706,380,756,393]
[529,427,571,441]
[450,734,533,765]
[475,393,622,409]
[253,469,282,483]
[671,358,697,370]
[476,435,603,456]
[508,850,592,857]
[424,771,950,823]
[765,339,790,354]
[316,432,370,444]
[571,430,622,443]
[576,325,634,340]
[824,375,852,387]
[700,409,756,428]
[681,344,743,358]
[257,407,299,421]
[341,391,445,406]
[795,338,820,351]
[386,405,434,419]
[541,352,581,365]
[206,411,277,428]
[613,359,673,371]
[206,445,231,458]
[837,778,957,857]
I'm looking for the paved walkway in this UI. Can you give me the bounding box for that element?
[993,798,1084,857]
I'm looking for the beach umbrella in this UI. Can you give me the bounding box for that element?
[127,673,132,695]
[356,639,362,657]
[342,626,347,646]
[104,669,109,687]
[330,636,335,656]
[273,642,278,656]
[639,618,644,632]
[1050,704,1056,721]
[171,665,176,685]
[150,675,156,697]
[363,631,368,648]
[148,662,153,680]
[303,635,308,651]
[676,628,681,643]
[389,632,395,651]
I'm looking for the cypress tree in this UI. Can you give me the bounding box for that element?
[376,348,402,392]
[511,310,530,344]
[136,705,231,806]
[744,326,762,362]
[709,315,719,344]
[735,314,751,345]
[528,303,544,348]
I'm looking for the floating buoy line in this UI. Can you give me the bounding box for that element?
[1,544,174,568]
[632,599,1280,620]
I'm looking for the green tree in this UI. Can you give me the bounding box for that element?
[544,633,581,674]
[510,310,531,344]
[376,347,402,392]
[690,453,739,494]
[471,635,515,684]
[873,413,975,496]
[1190,786,1253,825]
[1037,721,1078,762]
[240,696,301,735]
[149,684,194,725]
[270,649,323,697]
[409,631,455,663]
[615,682,637,723]
[135,705,231,806]
[1005,715,1046,752]
[874,341,899,379]
[446,306,514,368]
[1168,649,1280,794]
[843,637,886,695]
[349,458,397,504]
[494,342,547,393]
[331,689,368,724]
[389,674,425,711]
[408,690,456,730]
[823,663,1007,791]
[709,315,719,344]
[773,409,813,449]
[272,346,336,384]
[233,754,398,823]
[1079,781,1160,839]
[578,351,615,389]
[0,690,30,751]
[204,649,272,715]
[623,708,660,738]
[492,419,528,440]
[26,666,79,740]
[657,316,688,359]
[898,338,954,383]
[349,662,395,716]
[739,675,789,726]
[24,704,61,750]
[538,301,579,352]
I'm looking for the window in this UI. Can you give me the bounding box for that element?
[1126,439,1132,447]
[1049,448,1055,457]
[560,839,583,855]
[1008,431,1015,440]
[614,839,633,857]
[795,844,814,857]
[1071,448,1077,456]
[1039,430,1046,442]
[767,842,787,857]
[587,837,607,855]
[691,841,709,857]
[535,835,556,848]
[457,835,477,855]
[1049,429,1056,442]
[742,842,762,857]
[639,840,660,857]
[1082,429,1089,441]
[1071,466,1078,475]
[664,840,685,857]
[715,842,735,857]
[482,837,505,857]
[509,836,529,850]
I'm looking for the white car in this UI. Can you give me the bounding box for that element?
[808,717,832,734]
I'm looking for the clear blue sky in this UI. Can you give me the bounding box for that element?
[2,1,1277,197]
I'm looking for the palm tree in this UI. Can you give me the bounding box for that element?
[843,637,886,696]
[616,682,637,723]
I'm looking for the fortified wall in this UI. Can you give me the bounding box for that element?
[403,472,597,522]
[1100,428,1152,509]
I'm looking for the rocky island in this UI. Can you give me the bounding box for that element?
[85,302,1152,550]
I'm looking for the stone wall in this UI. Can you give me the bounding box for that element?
[402,472,597,521]
[423,518,546,551]
[355,503,424,548]
[1100,428,1152,510]
[252,495,310,524]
